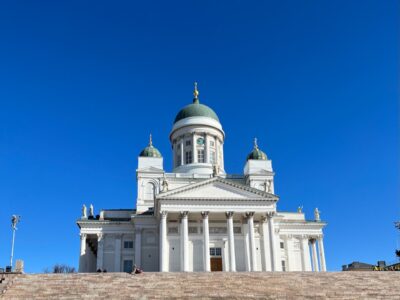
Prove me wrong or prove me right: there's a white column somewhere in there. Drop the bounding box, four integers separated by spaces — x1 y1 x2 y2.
192 133 197 163
301 236 312 271
96 233 104 271
220 141 224 171
114 235 122 272
215 137 219 166
201 211 210 272
247 212 257 271
79 233 87 272
267 212 277 271
135 228 142 267
181 211 189 272
243 222 251 271
180 139 184 165
159 211 168 272
204 134 209 163
261 217 271 271
311 239 319 272
226 212 236 272
318 236 326 271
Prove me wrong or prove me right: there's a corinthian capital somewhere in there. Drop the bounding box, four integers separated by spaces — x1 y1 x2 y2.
201 211 209 218
225 211 234 218
266 211 276 219
245 212 255 218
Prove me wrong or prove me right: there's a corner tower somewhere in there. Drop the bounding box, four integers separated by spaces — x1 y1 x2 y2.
170 83 225 175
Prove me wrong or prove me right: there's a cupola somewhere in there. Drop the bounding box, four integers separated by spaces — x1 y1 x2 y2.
246 138 267 161
139 134 162 158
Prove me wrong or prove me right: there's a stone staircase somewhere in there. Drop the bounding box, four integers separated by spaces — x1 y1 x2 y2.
1 272 400 299
0 274 17 296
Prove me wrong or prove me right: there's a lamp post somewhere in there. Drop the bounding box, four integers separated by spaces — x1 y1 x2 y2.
10 215 21 270
395 222 400 261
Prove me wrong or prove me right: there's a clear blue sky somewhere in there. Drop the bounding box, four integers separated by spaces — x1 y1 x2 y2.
0 1 398 273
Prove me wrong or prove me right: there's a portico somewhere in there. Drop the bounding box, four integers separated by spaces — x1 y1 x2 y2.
156 206 326 272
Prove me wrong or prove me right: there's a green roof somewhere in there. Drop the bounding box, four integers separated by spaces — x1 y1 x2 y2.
246 138 267 161
174 102 220 124
139 135 162 158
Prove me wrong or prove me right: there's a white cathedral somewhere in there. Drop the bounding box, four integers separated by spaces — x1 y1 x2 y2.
77 84 327 273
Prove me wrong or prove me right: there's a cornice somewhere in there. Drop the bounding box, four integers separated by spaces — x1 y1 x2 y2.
158 197 276 202
157 177 279 200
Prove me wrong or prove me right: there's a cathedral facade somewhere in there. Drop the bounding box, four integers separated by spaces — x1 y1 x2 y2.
77 84 327 273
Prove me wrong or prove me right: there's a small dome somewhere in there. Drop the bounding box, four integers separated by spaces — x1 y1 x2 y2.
139 134 162 158
173 82 220 124
247 138 267 161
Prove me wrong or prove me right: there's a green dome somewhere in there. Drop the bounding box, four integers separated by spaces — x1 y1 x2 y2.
174 102 220 124
246 138 267 161
173 82 220 124
139 135 162 158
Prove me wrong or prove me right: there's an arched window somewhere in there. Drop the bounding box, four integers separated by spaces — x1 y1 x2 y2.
144 183 155 200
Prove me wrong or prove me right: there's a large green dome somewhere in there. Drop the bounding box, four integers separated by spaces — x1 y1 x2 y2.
173 82 220 124
246 138 268 161
139 135 162 158
174 103 220 124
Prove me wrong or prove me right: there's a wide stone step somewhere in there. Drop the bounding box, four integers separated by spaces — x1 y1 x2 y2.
1 272 400 299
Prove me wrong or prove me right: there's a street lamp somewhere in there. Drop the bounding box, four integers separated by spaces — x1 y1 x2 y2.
10 215 21 270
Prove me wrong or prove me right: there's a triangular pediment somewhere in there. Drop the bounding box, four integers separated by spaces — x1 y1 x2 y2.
157 177 278 201
137 166 164 173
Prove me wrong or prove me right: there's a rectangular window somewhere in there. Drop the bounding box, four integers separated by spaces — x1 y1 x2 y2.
209 247 222 257
185 151 192 164
209 227 227 234
233 227 242 234
185 140 191 146
210 151 216 164
124 241 133 249
189 227 198 234
123 260 133 273
280 242 285 249
168 227 178 234
281 260 286 272
210 140 215 147
197 149 205 163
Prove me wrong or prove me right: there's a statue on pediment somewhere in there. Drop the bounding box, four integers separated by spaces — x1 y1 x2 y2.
82 204 87 219
89 204 94 218
263 180 272 193
162 178 169 192
314 208 321 221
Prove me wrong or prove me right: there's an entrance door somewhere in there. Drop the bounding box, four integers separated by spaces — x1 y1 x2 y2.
210 247 223 272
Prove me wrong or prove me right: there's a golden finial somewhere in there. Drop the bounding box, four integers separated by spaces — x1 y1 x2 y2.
254 137 258 149
193 82 199 103
149 133 153 146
